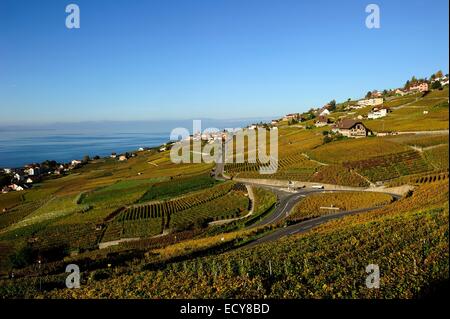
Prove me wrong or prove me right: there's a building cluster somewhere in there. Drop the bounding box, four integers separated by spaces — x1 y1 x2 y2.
1 146 158 193
189 131 229 143
271 72 450 138
1 162 69 194
331 119 371 138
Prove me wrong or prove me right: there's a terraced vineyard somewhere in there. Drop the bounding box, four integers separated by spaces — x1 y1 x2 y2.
414 171 449 184
288 191 394 222
225 152 320 181
344 150 432 182
387 170 449 187
309 165 370 187
0 87 447 299
101 182 250 240
28 222 102 254
423 144 449 170
308 138 409 164
38 181 449 299
387 134 449 148
138 174 220 202
0 201 45 230
170 191 250 231
120 182 235 222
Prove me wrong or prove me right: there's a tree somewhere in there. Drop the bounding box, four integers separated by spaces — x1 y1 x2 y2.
404 80 410 90
435 70 444 78
366 91 372 99
323 135 333 144
328 100 336 111
41 160 57 169
431 81 442 90
82 155 90 164
0 173 11 188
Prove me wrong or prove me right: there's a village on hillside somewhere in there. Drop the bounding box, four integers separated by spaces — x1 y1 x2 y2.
0 147 167 197
267 71 449 138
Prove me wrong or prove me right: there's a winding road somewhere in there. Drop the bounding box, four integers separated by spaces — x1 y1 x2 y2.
213 147 403 248
244 203 396 249
241 184 401 247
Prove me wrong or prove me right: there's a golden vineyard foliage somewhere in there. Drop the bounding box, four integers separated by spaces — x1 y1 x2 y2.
309 165 370 187
29 182 448 299
288 191 394 221
0 89 448 299
252 187 277 215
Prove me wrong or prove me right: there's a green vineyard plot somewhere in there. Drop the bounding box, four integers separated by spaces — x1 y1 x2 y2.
100 182 250 240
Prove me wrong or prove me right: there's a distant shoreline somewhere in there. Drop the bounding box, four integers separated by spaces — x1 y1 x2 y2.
0 118 269 168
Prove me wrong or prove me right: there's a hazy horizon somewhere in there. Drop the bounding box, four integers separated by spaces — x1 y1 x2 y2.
0 117 275 167
0 117 276 129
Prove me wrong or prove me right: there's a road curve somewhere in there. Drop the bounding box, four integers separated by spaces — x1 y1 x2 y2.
247 184 401 229
243 205 389 249
214 154 402 248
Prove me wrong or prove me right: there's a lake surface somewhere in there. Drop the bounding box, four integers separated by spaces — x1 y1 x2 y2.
0 118 269 168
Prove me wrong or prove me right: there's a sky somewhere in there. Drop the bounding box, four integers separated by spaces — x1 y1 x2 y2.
0 0 448 124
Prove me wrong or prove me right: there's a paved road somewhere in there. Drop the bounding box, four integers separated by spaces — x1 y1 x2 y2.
244 182 401 229
243 205 389 249
251 188 323 227
213 148 402 248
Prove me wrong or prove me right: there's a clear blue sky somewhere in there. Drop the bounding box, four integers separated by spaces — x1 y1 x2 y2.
0 0 448 123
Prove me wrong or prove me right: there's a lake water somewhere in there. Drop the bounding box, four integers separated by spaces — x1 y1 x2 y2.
0 119 269 168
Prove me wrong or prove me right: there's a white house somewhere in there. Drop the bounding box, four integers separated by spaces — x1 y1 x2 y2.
434 76 449 86
25 167 40 176
319 109 330 116
368 107 389 119
71 160 82 166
